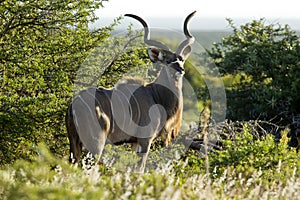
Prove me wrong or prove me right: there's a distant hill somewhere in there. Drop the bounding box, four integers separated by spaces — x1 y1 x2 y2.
194 31 230 49
195 31 300 49
142 30 231 50
111 30 299 51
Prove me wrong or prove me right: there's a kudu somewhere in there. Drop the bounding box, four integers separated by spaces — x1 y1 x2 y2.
66 11 196 172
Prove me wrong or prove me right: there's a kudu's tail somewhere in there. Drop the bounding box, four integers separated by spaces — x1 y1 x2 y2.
66 104 82 163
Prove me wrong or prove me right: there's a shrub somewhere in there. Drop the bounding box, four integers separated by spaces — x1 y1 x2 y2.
208 19 300 121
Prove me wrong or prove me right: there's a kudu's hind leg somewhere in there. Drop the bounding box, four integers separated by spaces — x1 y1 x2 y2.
92 133 107 164
68 131 83 164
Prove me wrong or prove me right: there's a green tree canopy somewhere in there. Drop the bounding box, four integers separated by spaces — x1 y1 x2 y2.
0 0 118 164
208 19 300 122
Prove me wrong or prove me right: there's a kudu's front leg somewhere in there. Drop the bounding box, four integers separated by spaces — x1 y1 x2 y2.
136 138 153 173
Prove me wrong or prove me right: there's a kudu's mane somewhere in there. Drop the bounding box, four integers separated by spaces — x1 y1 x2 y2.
115 77 145 89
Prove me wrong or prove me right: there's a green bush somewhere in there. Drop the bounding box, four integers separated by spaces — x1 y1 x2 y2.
180 122 300 185
1 129 300 199
0 0 113 165
211 126 299 180
208 19 300 121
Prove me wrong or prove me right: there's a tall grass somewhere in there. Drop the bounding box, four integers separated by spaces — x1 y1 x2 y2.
1 122 300 199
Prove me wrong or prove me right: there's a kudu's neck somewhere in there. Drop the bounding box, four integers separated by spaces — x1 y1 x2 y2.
149 66 183 115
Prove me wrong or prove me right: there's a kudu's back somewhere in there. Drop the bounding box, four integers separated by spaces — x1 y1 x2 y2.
66 78 179 159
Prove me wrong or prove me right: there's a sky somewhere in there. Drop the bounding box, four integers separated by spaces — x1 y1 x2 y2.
96 0 300 30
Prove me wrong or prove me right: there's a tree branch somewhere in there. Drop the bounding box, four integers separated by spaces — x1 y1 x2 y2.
0 16 15 38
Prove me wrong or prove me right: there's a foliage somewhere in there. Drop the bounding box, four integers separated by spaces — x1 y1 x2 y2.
74 27 150 92
209 125 299 181
1 125 300 199
208 19 300 121
0 0 106 164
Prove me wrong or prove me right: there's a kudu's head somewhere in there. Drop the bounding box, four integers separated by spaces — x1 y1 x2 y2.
125 11 196 80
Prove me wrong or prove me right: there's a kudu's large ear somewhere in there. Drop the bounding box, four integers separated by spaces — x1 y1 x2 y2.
147 48 164 63
180 45 192 61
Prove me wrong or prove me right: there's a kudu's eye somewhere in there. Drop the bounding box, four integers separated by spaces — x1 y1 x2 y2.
170 56 184 64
